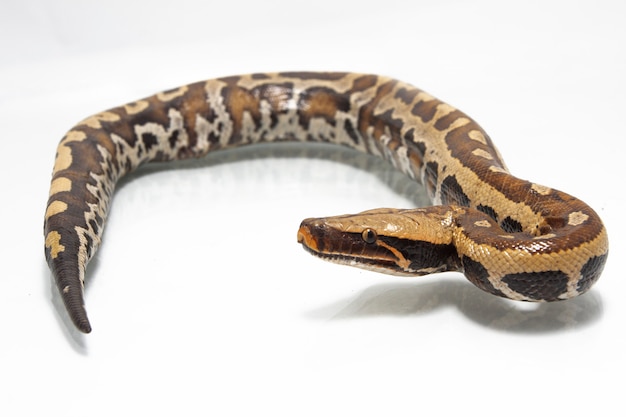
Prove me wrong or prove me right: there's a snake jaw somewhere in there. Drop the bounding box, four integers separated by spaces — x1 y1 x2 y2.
297 217 409 275
297 209 459 276
298 206 460 276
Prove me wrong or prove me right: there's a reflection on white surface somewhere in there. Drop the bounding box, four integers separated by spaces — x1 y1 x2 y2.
308 277 603 333
118 141 432 208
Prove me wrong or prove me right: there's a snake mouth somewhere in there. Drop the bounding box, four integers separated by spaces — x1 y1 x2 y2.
297 219 410 276
298 242 411 275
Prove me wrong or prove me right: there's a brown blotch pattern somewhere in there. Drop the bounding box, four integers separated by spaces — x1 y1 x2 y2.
44 72 609 333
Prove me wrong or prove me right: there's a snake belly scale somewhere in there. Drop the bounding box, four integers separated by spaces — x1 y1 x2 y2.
44 72 609 333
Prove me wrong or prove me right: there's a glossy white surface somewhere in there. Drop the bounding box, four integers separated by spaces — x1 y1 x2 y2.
1 1 623 415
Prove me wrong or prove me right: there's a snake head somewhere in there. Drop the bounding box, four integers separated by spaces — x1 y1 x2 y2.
297 207 461 276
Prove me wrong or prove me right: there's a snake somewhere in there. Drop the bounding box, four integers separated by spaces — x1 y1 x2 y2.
44 72 609 333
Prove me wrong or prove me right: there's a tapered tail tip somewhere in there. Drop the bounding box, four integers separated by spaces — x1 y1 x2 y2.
46 237 93 333
59 284 93 333
65 299 92 333
74 316 92 333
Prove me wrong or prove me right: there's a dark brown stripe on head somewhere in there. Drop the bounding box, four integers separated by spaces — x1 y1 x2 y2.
378 236 458 273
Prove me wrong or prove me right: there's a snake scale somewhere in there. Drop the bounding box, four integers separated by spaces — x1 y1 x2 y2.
44 72 609 333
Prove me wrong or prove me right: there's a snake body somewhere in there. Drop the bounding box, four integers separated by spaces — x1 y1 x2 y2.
44 72 608 333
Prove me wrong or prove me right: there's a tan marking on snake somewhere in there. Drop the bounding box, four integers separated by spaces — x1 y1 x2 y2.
49 177 72 196
489 166 508 174
79 111 120 129
568 211 589 226
45 201 68 219
157 86 189 102
533 233 557 240
124 100 150 115
531 183 552 195
472 149 494 160
474 220 492 228
53 131 87 172
45 231 65 259
468 130 488 145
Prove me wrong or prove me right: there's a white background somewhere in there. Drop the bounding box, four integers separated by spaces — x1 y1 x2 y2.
1 0 624 415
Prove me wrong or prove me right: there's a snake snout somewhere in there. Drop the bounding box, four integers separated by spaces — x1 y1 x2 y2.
297 218 325 253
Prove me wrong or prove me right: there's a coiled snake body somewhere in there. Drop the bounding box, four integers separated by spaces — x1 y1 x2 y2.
44 72 609 333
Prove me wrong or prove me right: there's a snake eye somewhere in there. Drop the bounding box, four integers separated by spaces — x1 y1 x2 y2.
361 228 377 244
